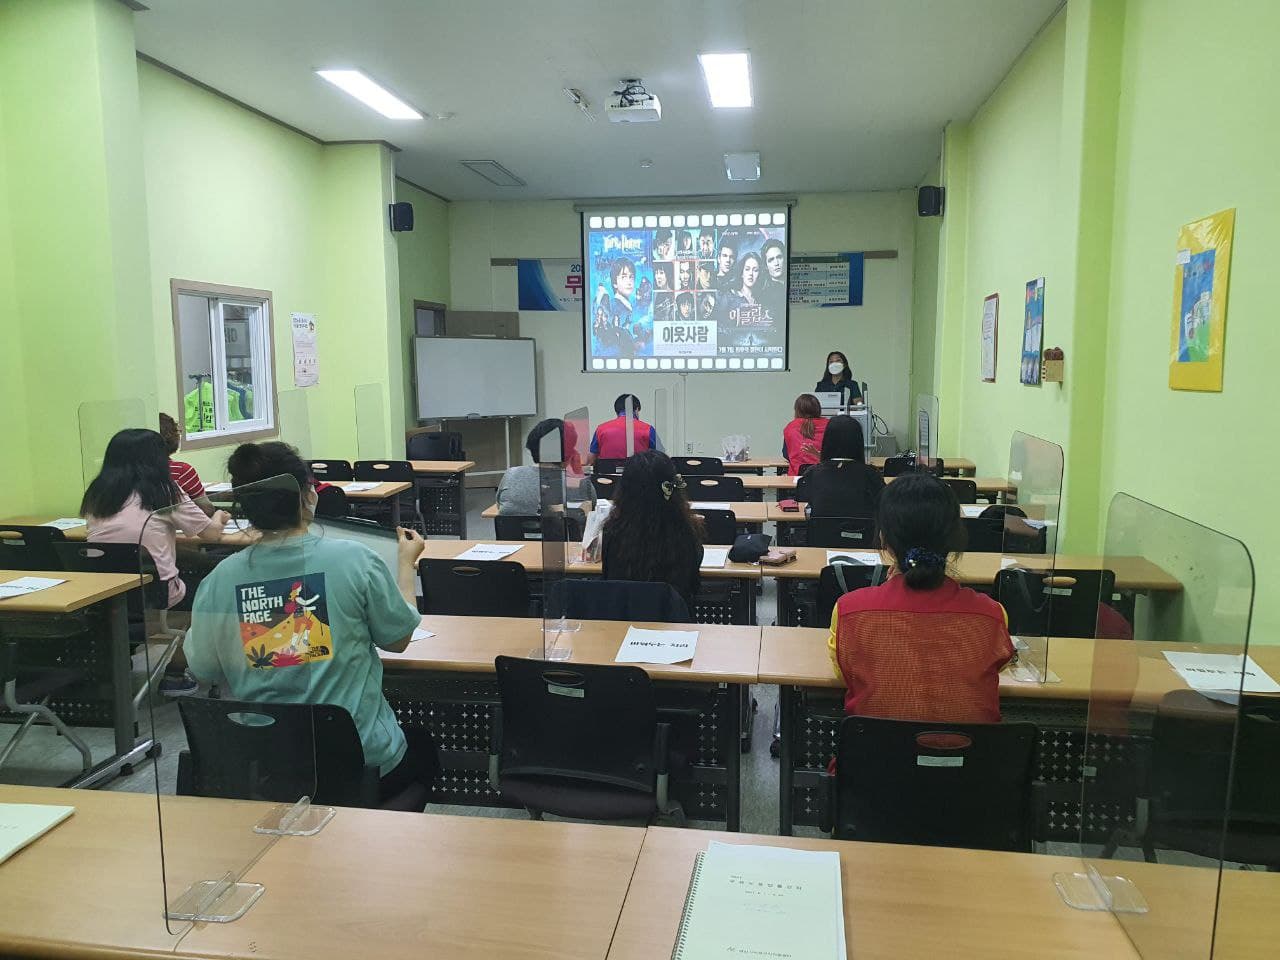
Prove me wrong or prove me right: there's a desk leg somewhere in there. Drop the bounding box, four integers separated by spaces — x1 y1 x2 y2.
725 683 742 832
390 496 402 528
778 684 795 836
454 475 467 538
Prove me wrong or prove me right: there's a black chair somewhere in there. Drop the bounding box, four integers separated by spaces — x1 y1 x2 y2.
965 505 1045 555
671 456 724 476
962 516 1006 553
314 485 349 518
418 558 531 617
0 639 92 775
176 698 431 811
686 475 745 503
691 508 738 545
494 513 585 543
307 459 354 482
593 475 619 500
490 656 679 822
406 431 464 462
943 478 978 504
881 455 914 477
353 460 420 529
807 516 877 550
593 458 627 477
547 579 690 623
816 560 888 625
827 716 1040 851
0 525 66 571
996 567 1115 638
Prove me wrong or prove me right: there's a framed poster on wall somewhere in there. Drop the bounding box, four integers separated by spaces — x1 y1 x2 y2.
1020 278 1044 385
1169 209 1235 392
980 293 999 382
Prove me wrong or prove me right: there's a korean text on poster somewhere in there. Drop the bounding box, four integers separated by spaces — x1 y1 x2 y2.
290 313 319 387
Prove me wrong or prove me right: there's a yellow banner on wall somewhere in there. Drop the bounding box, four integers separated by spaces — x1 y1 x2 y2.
1169 208 1235 392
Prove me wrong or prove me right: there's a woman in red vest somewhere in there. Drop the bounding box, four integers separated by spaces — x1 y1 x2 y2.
827 473 1014 722
781 393 828 476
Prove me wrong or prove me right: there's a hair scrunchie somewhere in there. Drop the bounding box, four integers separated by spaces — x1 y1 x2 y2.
904 548 946 569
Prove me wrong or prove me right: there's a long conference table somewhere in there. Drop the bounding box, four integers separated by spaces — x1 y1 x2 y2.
5 783 1277 960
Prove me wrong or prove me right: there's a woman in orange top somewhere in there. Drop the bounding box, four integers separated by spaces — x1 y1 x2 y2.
828 473 1014 722
781 393 828 476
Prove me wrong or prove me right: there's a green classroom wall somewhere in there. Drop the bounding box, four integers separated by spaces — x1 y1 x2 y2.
394 180 451 425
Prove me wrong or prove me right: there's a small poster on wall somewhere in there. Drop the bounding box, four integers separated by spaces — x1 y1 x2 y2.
1020 279 1044 385
290 313 319 387
1170 209 1235 392
980 293 999 382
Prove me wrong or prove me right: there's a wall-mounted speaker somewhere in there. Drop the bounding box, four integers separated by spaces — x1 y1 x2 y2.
917 186 945 218
389 201 415 232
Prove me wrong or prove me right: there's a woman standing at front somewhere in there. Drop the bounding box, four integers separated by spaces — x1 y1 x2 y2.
816 351 862 404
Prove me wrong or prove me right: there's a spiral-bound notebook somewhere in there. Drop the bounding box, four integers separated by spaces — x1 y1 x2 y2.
671 842 846 959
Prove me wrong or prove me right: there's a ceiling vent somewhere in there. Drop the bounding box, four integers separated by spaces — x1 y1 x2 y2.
460 160 526 187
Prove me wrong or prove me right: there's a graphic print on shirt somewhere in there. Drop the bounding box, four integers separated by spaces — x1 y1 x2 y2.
235 574 333 669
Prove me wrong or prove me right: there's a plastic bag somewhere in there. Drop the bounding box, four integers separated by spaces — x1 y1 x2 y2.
721 434 751 462
579 500 611 563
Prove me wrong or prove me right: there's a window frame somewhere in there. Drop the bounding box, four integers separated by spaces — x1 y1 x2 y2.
170 278 279 450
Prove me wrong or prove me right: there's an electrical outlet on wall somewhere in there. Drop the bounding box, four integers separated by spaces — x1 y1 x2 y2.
686 442 693 453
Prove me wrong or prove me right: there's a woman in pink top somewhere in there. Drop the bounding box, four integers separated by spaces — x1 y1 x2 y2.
781 393 828 476
81 429 228 695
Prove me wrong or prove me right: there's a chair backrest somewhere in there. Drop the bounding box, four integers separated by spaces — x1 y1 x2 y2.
961 516 1006 553
671 456 724 476
307 459 354 482
418 558 530 617
593 475 620 500
495 656 657 792
547 579 690 623
314 486 349 518
53 540 166 610
177 698 372 806
807 516 876 550
406 431 463 461
690 508 737 546
943 478 978 504
816 561 887 625
881 455 914 477
0 525 66 571
354 460 415 483
996 567 1115 637
834 715 1038 850
593 458 627 477
687 475 745 503
494 513 585 543
966 505 1044 555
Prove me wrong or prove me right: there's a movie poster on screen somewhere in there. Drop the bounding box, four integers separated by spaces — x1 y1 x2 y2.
1020 280 1044 386
290 313 319 387
980 294 998 382
584 212 788 371
1169 209 1235 392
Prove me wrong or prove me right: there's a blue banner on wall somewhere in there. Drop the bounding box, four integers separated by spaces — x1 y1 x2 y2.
517 258 584 311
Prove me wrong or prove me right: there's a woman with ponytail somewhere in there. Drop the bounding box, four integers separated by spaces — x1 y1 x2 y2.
781 394 828 476
827 472 1013 722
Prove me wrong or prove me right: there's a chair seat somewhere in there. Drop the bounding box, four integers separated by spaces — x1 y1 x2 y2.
500 774 656 821
13 666 84 703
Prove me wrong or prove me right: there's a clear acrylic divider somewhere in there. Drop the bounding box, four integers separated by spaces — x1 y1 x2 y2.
537 406 593 660
143 475 320 932
652 387 670 456
354 383 388 461
276 388 313 461
623 393 637 458
1058 494 1256 958
78 397 154 489
914 393 940 470
998 432 1064 685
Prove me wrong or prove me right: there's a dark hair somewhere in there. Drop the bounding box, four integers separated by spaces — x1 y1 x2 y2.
601 450 704 580
525 418 566 464
823 350 851 382
819 415 865 463
736 251 762 291
653 262 671 287
613 393 642 416
676 293 694 314
877 473 963 590
762 238 786 262
794 394 822 439
226 441 310 531
158 413 181 455
81 429 181 517
718 238 737 257
610 257 635 286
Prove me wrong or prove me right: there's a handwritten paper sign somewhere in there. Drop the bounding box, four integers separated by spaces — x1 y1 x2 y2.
615 627 699 665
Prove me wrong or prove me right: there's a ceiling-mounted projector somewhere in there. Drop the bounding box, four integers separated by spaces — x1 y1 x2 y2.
607 78 662 123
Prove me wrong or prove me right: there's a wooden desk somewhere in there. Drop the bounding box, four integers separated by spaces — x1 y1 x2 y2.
480 499 772 527
2 516 90 542
0 570 156 788
607 827 1133 960
408 460 474 537
869 454 978 476
722 457 787 475
380 615 760 829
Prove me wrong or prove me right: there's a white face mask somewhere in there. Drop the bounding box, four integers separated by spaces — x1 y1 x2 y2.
828 361 844 376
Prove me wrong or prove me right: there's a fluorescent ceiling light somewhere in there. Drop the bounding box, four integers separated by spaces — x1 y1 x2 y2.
460 159 526 186
316 69 422 119
698 52 752 108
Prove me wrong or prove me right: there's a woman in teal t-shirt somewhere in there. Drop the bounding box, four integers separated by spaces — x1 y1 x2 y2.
184 441 438 803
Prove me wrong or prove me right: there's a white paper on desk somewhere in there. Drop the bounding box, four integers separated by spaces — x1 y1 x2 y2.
1023 519 1049 530
1000 557 1019 569
1164 652 1280 694
411 627 436 641
701 547 730 569
37 517 86 530
690 501 732 511
454 543 522 562
223 519 252 535
0 576 66 600
826 550 881 567
204 482 232 493
615 627 699 665
960 504 985 518
342 481 380 493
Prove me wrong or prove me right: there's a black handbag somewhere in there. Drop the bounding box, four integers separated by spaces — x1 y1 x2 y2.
728 532 772 563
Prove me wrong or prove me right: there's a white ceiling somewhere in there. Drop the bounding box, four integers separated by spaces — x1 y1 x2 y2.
133 0 1061 201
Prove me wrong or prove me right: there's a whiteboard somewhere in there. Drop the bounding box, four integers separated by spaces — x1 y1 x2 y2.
414 337 537 419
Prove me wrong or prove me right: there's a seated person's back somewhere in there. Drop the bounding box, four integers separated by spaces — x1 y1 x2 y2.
589 393 662 462
497 418 596 515
782 393 828 477
795 414 884 518
828 473 1013 723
